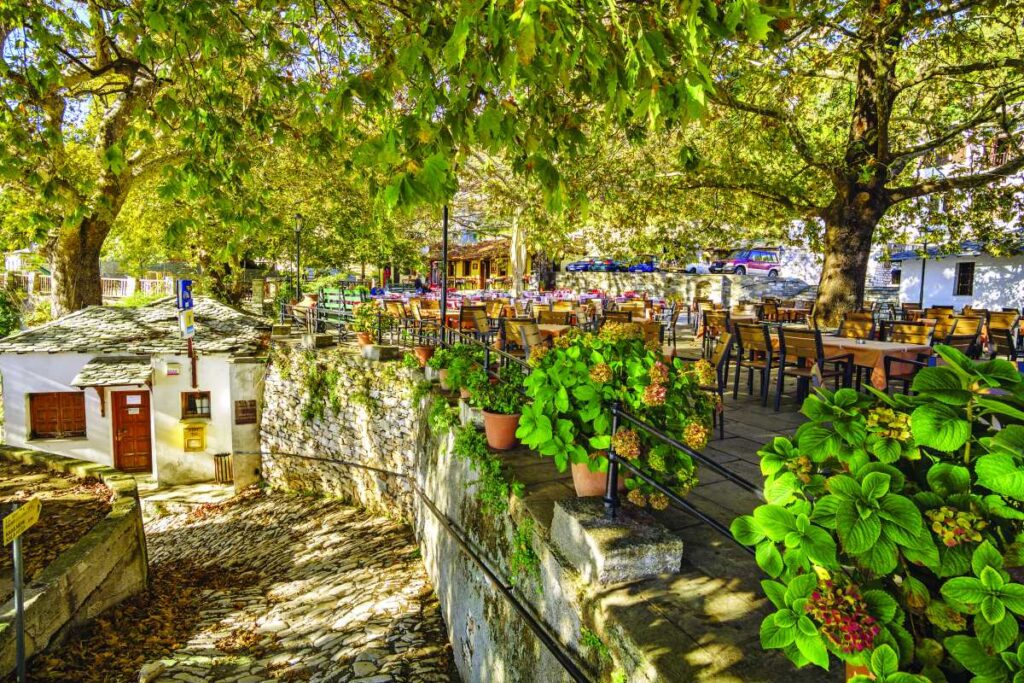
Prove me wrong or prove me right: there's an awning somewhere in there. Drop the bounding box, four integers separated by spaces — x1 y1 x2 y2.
71 356 152 387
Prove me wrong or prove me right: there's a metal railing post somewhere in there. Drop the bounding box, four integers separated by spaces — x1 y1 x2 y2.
376 311 382 344
604 403 621 519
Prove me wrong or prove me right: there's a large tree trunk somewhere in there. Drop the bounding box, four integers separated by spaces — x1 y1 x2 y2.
50 219 109 316
814 189 886 324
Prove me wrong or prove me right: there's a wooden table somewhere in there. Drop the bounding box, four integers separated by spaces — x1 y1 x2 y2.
821 338 932 389
778 307 809 322
537 323 571 339
730 314 759 326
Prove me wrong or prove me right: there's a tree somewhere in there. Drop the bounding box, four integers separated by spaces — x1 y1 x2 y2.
669 0 1024 320
2 0 775 314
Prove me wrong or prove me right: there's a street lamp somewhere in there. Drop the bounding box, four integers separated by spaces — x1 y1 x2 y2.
294 213 304 300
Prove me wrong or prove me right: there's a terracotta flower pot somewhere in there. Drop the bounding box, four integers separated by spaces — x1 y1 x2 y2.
413 345 434 367
482 411 520 451
460 386 472 400
356 331 373 346
438 369 450 391
571 462 627 497
845 663 873 681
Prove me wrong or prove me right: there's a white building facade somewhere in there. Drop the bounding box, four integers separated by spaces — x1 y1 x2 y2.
0 297 268 484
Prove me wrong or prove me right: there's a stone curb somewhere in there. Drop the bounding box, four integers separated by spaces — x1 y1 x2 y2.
0 446 148 678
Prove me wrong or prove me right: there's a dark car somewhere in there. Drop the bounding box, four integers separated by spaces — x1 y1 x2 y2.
591 258 627 272
709 249 781 277
628 260 658 273
566 257 598 272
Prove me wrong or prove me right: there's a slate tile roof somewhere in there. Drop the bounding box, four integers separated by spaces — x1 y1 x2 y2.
71 356 153 387
0 297 269 355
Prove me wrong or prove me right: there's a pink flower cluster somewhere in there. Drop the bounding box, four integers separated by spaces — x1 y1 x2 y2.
612 429 641 459
649 361 670 385
805 581 880 654
642 383 668 406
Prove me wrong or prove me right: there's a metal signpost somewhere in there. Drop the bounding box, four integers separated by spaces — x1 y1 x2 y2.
4 497 42 683
177 280 197 386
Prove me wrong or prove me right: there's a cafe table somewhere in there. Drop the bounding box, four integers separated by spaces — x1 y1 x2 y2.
777 307 809 322
821 338 932 389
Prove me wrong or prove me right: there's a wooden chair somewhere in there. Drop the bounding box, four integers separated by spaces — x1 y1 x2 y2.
637 320 662 347
948 316 983 357
604 310 633 324
500 317 534 355
703 310 730 358
732 323 777 406
837 312 875 340
408 300 440 343
930 312 958 344
988 310 1020 360
761 301 779 322
552 300 574 313
518 322 546 358
574 306 596 332
538 310 571 325
705 333 733 440
887 321 935 345
775 328 854 411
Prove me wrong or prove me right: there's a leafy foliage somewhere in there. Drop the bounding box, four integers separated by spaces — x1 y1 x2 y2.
469 365 526 416
452 425 524 515
0 287 21 338
732 346 1024 677
516 324 713 505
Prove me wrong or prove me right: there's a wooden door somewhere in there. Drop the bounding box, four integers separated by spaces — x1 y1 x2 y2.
112 391 152 472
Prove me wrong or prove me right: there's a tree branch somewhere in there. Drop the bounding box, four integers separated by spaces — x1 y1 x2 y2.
709 88 833 176
897 57 1024 92
888 153 1024 203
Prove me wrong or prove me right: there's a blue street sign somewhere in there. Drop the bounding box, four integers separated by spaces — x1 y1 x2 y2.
177 280 193 311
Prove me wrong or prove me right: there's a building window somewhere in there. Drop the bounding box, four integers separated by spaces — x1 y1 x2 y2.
234 400 258 425
890 269 902 285
181 391 211 419
954 262 975 297
29 392 86 439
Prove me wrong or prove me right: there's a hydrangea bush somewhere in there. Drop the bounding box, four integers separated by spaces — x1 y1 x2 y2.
516 322 715 507
731 345 1024 681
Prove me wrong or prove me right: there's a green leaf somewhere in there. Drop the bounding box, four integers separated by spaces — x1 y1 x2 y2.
753 505 797 541
756 540 784 577
793 629 829 670
976 608 1018 652
760 613 796 649
828 475 862 499
973 541 1005 576
871 644 899 677
796 424 842 459
731 515 766 546
945 636 1008 678
942 576 988 607
857 535 899 575
863 589 899 623
911 403 971 452
836 499 881 554
927 462 972 496
980 595 1006 625
861 471 891 500
517 12 537 65
976 397 1024 421
762 580 789 610
871 437 902 464
443 16 471 66
877 494 924 533
911 366 969 405
802 525 838 568
999 583 1024 615
976 454 1024 500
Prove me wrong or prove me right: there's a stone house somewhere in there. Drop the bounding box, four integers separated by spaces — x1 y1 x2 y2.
0 296 269 484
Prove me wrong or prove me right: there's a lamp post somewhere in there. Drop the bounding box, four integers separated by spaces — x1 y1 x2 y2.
294 213 303 300
440 205 449 341
918 230 931 308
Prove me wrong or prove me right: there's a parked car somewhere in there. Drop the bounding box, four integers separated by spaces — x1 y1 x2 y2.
566 257 598 272
683 262 711 274
591 258 628 272
709 249 781 277
627 259 658 273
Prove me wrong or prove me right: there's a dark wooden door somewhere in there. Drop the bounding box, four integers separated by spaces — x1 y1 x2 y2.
112 391 152 472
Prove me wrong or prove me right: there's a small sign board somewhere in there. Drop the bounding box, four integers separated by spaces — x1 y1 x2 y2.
176 279 194 311
3 498 41 546
179 308 195 339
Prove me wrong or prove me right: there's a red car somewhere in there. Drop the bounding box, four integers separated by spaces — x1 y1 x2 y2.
709 249 781 277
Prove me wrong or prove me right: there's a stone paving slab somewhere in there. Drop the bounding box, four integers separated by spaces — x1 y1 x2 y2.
140 492 457 683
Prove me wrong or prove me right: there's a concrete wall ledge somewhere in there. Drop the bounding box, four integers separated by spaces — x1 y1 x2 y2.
0 446 148 678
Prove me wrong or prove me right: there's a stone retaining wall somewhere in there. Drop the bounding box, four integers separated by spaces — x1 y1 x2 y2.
0 447 148 678
556 271 900 306
259 346 428 519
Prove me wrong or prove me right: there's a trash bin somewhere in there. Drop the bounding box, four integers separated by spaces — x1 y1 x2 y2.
214 453 233 484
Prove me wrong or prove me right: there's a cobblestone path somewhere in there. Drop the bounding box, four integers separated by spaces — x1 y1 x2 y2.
141 491 458 683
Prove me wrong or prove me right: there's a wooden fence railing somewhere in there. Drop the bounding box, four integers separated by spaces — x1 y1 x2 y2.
2 272 174 300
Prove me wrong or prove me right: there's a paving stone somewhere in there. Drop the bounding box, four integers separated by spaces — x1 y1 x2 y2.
134 491 457 682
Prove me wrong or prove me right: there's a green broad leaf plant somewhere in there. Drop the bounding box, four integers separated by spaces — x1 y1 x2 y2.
731 345 1024 679
515 323 715 509
351 302 395 335
469 365 526 416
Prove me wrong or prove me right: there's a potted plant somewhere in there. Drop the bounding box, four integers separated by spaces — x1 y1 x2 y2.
427 347 453 388
470 365 526 450
351 303 382 346
731 345 1024 681
445 344 486 397
516 323 715 499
